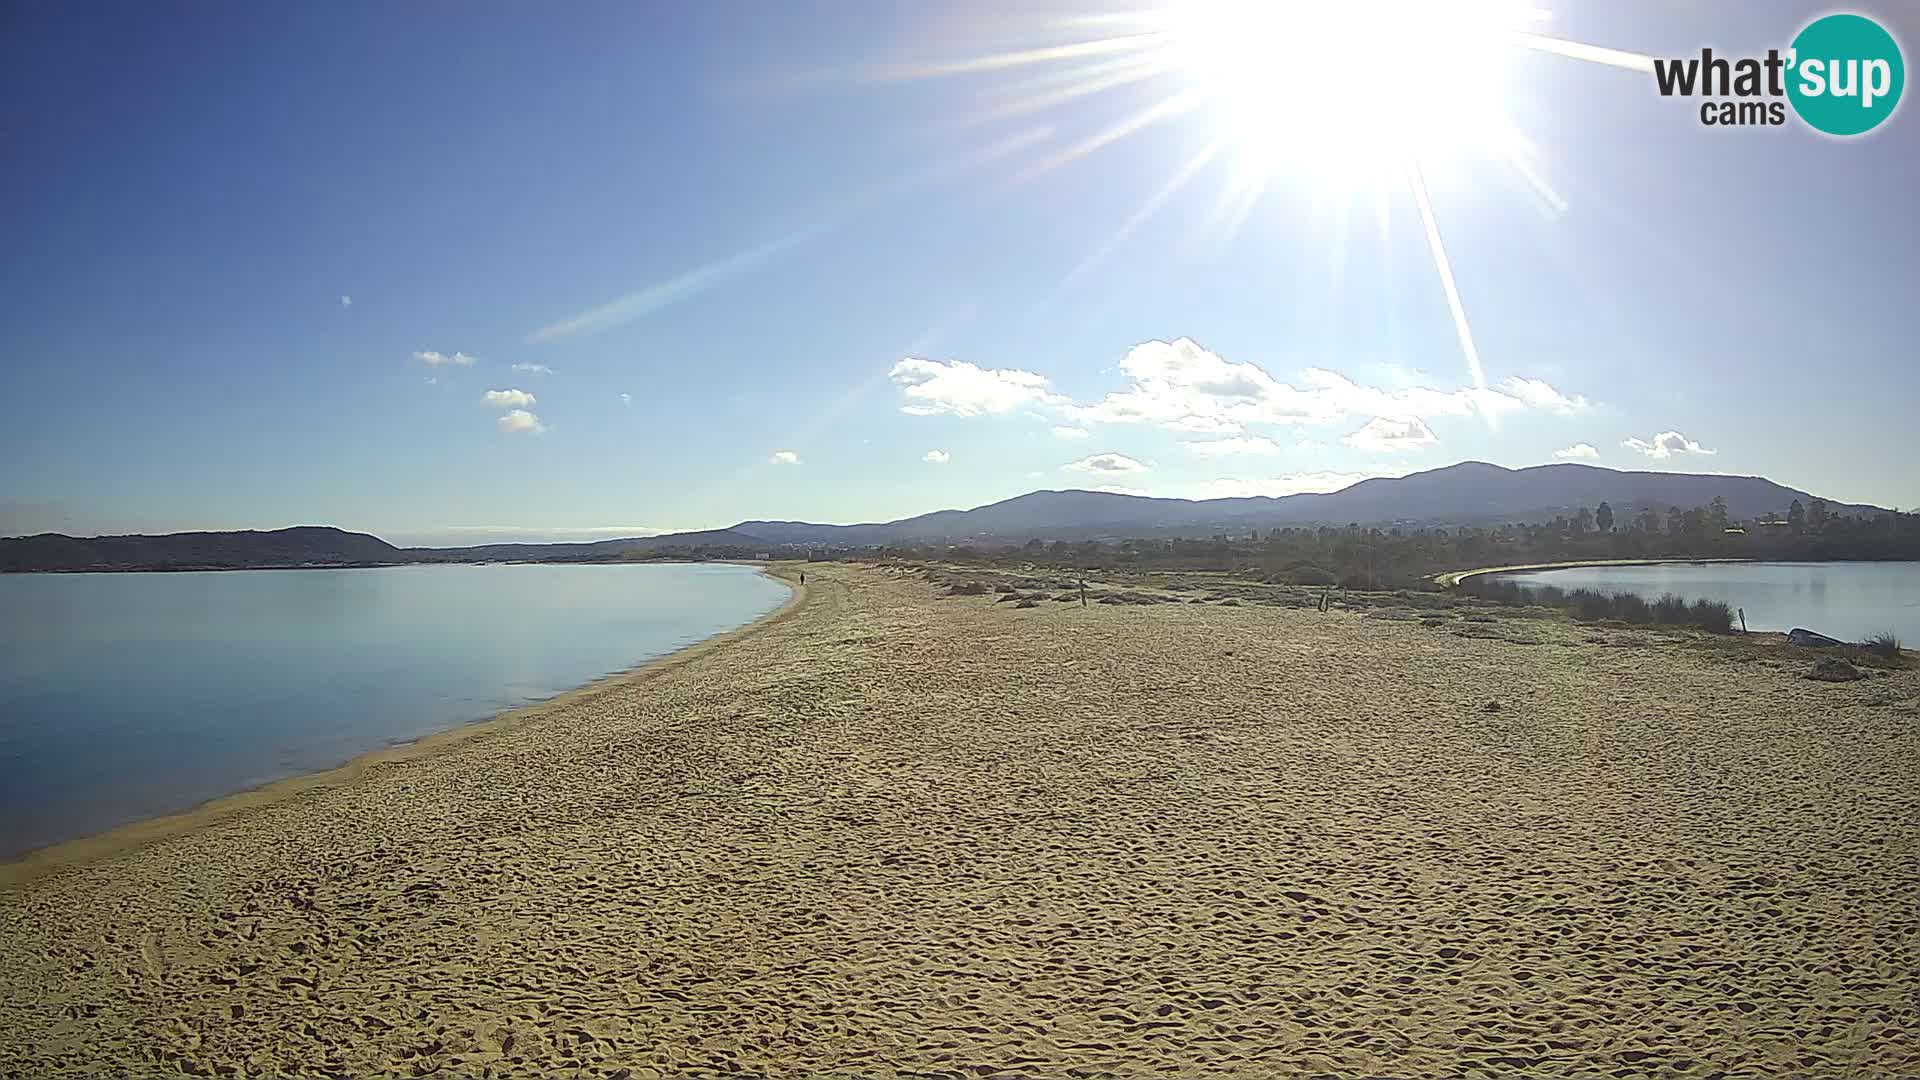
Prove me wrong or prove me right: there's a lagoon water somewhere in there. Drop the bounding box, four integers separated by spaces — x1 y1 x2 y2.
0 563 789 858
1496 561 1920 642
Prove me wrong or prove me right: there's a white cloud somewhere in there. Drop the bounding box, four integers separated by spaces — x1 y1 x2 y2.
1095 484 1152 496
770 450 800 465
619 392 632 405
497 409 544 433
1623 431 1716 459
1052 425 1090 440
339 295 352 308
1181 435 1283 457
415 350 475 367
889 358 1068 417
1064 452 1148 474
1057 338 1586 435
1062 339 1291 433
1501 376 1590 414
482 388 536 409
512 363 553 375
1343 416 1439 453
1195 466 1409 499
1554 442 1600 460
922 449 951 464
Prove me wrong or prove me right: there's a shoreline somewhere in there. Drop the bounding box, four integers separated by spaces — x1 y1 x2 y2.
1432 556 1754 588
1 556 774 575
0 564 805 889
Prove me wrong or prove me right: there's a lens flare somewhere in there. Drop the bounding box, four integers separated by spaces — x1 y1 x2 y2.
867 0 1659 395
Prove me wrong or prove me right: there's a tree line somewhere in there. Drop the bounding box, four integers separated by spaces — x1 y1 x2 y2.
854 501 1920 591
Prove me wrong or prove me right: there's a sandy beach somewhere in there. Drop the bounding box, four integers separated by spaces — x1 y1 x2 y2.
3 562 1917 1078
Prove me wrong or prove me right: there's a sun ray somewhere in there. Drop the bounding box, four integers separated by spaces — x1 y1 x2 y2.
1319 186 1354 347
964 57 1178 126
1405 162 1488 392
1509 31 1657 73
1011 87 1207 183
844 2 1669 403
867 32 1169 82
526 128 1051 344
1045 139 1226 305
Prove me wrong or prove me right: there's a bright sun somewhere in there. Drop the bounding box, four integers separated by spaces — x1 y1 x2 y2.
1160 0 1540 182
865 0 1656 395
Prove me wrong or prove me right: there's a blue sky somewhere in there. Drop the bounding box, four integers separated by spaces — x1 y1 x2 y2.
3 1 1915 545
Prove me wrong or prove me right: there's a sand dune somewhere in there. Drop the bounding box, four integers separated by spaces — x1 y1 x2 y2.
3 564 1917 1078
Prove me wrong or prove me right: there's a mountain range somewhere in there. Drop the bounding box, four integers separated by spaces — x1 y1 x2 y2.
1 462 1884 572
723 461 1878 546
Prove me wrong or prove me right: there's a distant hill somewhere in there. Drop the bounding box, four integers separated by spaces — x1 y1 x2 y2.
0 526 401 573
2 463 1886 571
726 462 1881 546
403 528 769 562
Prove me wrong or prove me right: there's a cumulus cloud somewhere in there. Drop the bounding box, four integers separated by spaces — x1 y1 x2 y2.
415 350 475 367
1623 431 1716 459
1181 435 1283 457
1554 442 1600 460
889 358 1068 417
1195 467 1409 498
770 450 800 465
1052 425 1090 440
1094 484 1152 496
482 388 537 409
1343 416 1439 453
922 449 951 464
512 363 553 375
1055 339 1586 435
497 409 544 433
1063 452 1148 474
1501 377 1590 414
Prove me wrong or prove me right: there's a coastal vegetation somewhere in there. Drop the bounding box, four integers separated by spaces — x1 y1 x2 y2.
860 499 1920 593
1458 579 1737 633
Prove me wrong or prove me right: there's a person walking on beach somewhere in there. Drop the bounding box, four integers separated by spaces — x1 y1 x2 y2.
799 571 805 585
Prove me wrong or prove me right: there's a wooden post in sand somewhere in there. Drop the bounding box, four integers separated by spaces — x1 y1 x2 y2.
1739 607 1748 634
1079 577 1087 607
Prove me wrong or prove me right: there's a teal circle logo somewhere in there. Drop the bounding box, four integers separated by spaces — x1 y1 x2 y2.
1787 13 1905 136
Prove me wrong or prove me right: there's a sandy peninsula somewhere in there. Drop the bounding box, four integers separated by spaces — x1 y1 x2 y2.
2 563 1917 1078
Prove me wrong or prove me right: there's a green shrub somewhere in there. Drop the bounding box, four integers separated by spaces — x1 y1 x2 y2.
1688 598 1734 633
1652 593 1690 625
1464 579 1732 634
1290 565 1338 586
1570 588 1612 621
1613 592 1653 624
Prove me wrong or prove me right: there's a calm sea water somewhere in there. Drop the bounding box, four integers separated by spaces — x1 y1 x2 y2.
1495 561 1920 641
0 563 788 857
